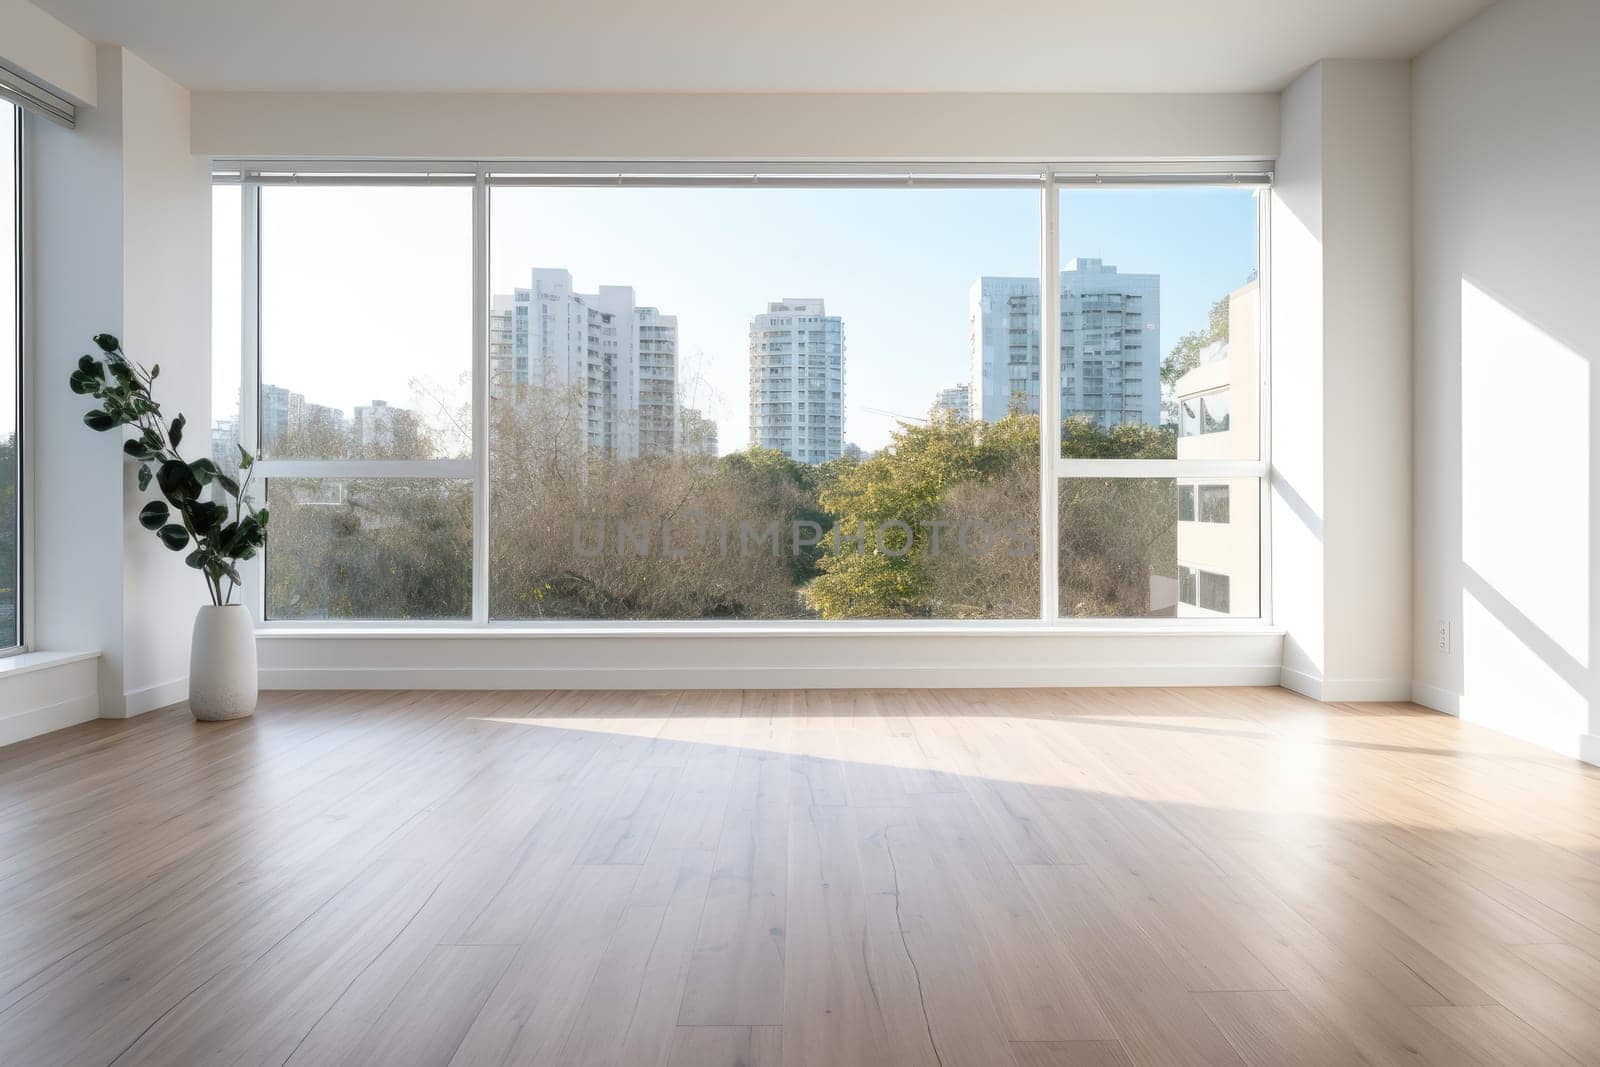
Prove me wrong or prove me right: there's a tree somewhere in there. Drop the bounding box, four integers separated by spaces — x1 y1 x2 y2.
807 413 1039 619
1057 476 1176 618
258 384 1181 623
0 432 16 647
486 384 814 620
1062 415 1176 460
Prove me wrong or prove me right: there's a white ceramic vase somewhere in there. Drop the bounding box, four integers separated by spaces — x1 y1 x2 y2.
189 604 258 721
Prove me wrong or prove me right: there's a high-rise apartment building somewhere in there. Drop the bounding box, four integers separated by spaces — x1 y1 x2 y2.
930 382 971 423
259 384 348 455
210 415 241 483
637 307 679 456
489 268 678 459
970 259 1160 429
354 400 400 453
748 298 845 463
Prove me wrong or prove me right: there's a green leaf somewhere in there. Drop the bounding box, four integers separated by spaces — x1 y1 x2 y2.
156 458 202 504
255 507 269 527
83 410 117 432
191 501 228 535
93 333 121 353
139 500 170 530
141 427 163 451
150 364 160 378
169 414 186 449
77 353 99 375
184 549 205 570
215 473 241 498
123 439 149 459
157 524 190 551
68 370 99 394
237 445 254 469
137 464 152 491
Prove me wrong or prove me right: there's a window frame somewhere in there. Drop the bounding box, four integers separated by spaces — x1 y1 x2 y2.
217 160 1272 632
1 104 23 658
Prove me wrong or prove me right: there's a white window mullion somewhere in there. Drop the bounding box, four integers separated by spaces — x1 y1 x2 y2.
1256 185 1274 626
240 182 264 623
470 175 490 625
1039 176 1061 622
252 459 474 480
1056 458 1269 480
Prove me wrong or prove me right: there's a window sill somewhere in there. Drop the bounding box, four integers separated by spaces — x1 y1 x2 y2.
0 649 99 677
255 622 1285 639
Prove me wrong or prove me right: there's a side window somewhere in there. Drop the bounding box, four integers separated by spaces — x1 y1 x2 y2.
1 104 20 652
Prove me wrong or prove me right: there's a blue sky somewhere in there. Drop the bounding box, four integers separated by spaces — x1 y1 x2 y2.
218 183 1258 454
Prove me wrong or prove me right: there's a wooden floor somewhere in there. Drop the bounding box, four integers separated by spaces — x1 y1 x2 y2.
1 689 1598 1066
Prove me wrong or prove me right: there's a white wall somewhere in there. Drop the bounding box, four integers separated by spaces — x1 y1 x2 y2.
119 51 213 716
1270 65 1326 693
0 0 96 105
28 46 126 714
1322 61 1414 696
190 91 1280 161
1411 0 1600 764
26 46 211 720
1271 59 1413 702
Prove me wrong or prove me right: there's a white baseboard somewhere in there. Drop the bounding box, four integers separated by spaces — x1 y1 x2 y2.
1278 667 1411 703
1410 681 1461 716
0 694 99 748
117 676 188 719
1278 666 1323 700
1413 682 1597 767
1320 678 1414 703
262 661 1284 691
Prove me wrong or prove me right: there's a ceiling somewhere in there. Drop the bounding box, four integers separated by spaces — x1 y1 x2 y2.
34 0 1494 94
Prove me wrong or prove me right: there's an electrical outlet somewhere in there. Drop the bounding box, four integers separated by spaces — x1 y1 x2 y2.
1436 620 1451 654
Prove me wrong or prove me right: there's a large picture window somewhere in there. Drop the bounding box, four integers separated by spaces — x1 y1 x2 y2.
1 105 21 652
213 165 1267 627
486 185 1039 621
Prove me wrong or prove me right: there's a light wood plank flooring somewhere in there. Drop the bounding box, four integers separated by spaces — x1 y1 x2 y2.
1 687 1597 1066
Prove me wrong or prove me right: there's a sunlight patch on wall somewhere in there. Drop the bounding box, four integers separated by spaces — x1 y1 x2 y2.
1462 591 1586 757
1460 278 1588 666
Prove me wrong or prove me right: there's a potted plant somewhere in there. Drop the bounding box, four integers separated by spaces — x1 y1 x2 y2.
70 334 270 721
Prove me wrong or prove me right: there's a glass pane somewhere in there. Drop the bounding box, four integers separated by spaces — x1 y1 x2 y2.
488 185 1040 620
1056 186 1260 459
1197 483 1230 524
259 186 472 460
1200 390 1231 434
1059 477 1259 618
265 479 472 620
0 106 17 649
